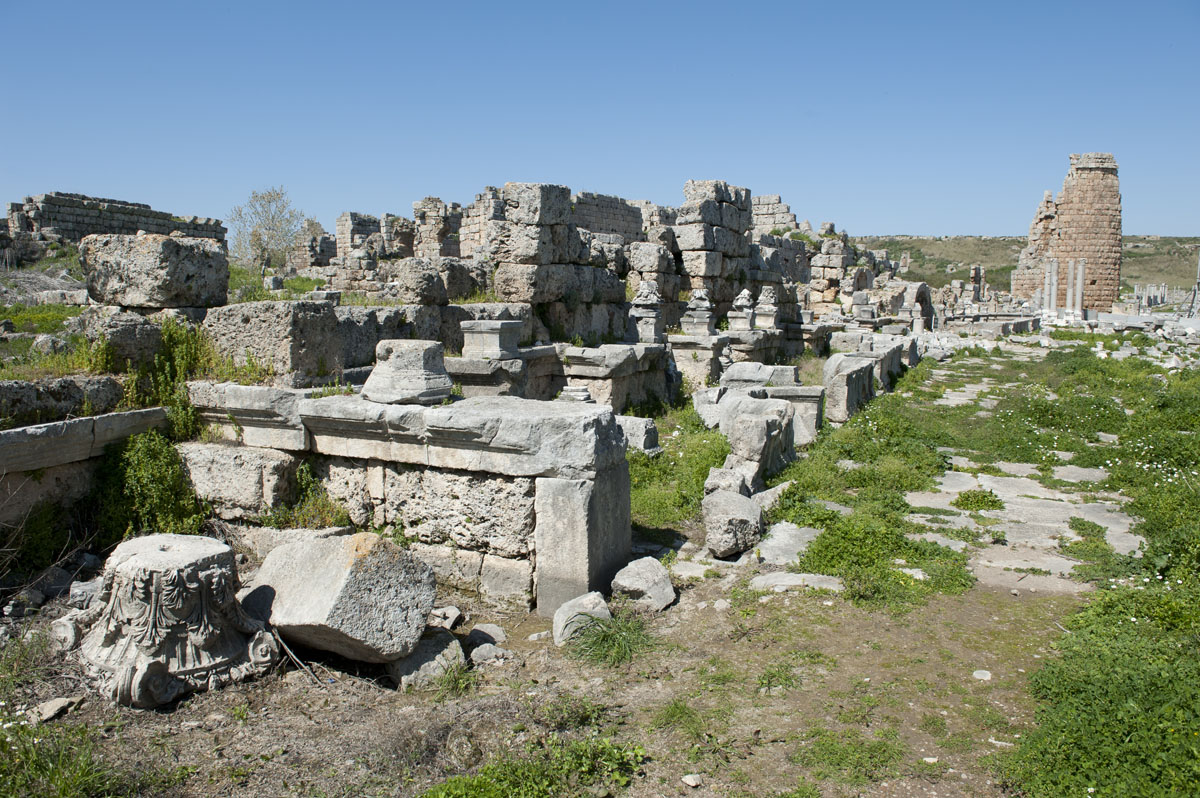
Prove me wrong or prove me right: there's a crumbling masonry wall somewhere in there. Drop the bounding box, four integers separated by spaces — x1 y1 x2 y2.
1011 153 1122 311
6 192 226 244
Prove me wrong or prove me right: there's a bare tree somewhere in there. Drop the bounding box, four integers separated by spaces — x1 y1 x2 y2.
227 186 306 273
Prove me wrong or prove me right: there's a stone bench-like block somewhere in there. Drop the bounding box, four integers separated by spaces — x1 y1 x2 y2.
0 407 167 472
461 319 523 360
188 381 313 450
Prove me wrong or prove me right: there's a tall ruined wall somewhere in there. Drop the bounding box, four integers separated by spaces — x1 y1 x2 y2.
569 192 646 242
335 212 380 259
6 192 225 244
1009 153 1122 310
1048 153 1121 310
751 194 799 236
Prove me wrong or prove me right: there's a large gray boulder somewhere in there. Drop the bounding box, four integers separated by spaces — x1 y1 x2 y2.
702 490 764 558
552 591 610 646
610 557 674 611
81 231 228 308
243 532 436 663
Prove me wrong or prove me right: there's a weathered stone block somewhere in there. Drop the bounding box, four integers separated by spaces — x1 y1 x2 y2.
534 466 631 617
362 339 453 405
501 183 572 225
243 532 435 663
81 232 228 308
702 490 764 558
176 443 299 520
202 301 342 388
610 556 674 611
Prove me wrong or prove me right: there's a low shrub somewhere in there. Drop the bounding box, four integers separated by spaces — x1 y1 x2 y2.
420 736 644 798
92 429 206 544
950 488 1004 511
566 605 654 667
259 462 351 529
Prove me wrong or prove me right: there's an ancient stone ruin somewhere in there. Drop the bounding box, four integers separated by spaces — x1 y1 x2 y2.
52 535 278 708
1010 153 1122 312
10 163 1194 726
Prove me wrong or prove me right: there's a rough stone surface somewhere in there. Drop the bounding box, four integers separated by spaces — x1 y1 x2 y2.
362 339 453 405
81 232 228 308
702 490 765 558
552 591 610 646
610 556 675 611
202 301 342 388
749 572 845 592
52 534 277 708
243 532 436 663
176 443 299 520
384 631 464 691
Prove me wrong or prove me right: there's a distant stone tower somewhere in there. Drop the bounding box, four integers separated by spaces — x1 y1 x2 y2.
1010 153 1122 311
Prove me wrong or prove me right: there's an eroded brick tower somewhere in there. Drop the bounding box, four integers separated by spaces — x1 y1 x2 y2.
1011 153 1122 311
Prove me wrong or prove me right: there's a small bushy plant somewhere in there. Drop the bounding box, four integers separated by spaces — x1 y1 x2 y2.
421 736 644 798
92 429 207 544
259 461 352 529
950 488 1004 511
566 605 654 667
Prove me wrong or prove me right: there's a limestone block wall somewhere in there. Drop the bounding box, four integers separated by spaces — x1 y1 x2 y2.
570 192 646 242
298 395 631 615
1010 154 1122 310
457 187 505 259
751 194 799 236
287 234 337 274
6 193 226 245
335 212 380 259
412 197 462 258
1048 154 1121 310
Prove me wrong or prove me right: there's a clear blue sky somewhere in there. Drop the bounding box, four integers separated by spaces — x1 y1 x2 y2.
3 0 1196 235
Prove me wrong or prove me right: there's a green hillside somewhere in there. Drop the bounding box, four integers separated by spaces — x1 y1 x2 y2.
854 235 1200 292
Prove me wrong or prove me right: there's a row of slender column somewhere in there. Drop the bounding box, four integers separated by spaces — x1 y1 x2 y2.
1041 258 1087 317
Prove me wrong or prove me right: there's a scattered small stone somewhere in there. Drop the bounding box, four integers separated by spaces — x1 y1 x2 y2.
467 623 506 647
973 669 993 681
29 696 83 724
1010 589 1020 597
713 599 730 611
469 643 512 666
923 756 939 764
681 773 704 788
989 737 1015 747
527 630 551 642
428 606 462 630
386 630 465 691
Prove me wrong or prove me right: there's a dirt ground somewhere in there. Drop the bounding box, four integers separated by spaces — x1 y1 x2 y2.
7 564 1081 797
4 343 1124 797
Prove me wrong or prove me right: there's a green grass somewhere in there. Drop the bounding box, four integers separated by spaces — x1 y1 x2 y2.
0 630 183 797
651 697 707 741
983 351 1200 796
789 726 905 786
628 405 729 530
420 736 644 798
434 662 479 702
0 302 84 333
565 605 654 667
951 488 1004 511
259 461 352 529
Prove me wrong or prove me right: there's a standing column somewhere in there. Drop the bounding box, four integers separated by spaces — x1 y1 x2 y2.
1070 258 1080 314
1049 259 1059 313
1076 259 1087 315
